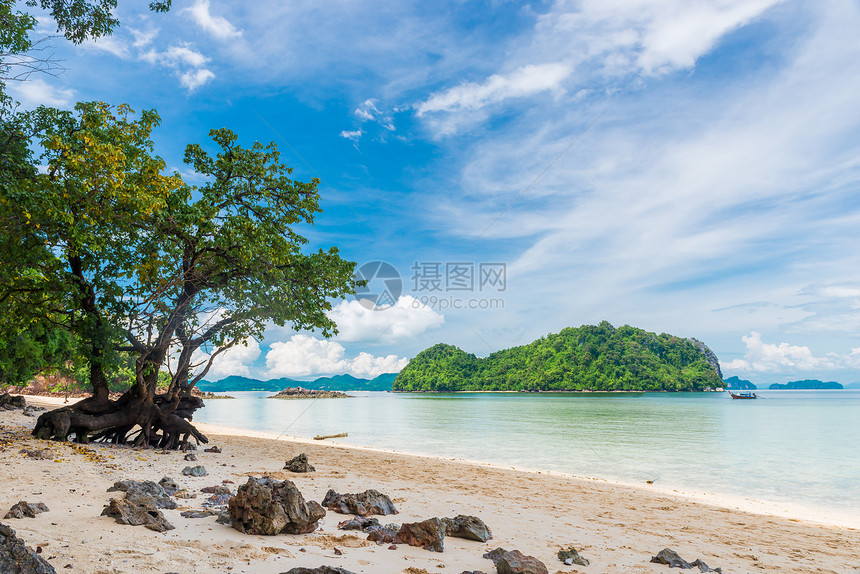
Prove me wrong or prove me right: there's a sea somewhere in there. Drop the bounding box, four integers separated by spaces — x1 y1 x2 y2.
194 390 860 524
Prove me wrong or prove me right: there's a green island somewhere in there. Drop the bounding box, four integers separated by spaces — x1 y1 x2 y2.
393 321 723 392
768 380 843 390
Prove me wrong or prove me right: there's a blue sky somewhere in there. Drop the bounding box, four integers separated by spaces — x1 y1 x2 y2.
11 0 860 384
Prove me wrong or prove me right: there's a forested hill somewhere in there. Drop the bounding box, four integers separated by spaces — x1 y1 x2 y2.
393 322 724 392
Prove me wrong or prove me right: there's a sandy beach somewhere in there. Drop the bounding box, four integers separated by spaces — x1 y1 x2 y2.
2 396 859 574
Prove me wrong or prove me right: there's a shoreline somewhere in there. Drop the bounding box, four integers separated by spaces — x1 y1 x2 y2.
1 395 858 573
16 395 860 530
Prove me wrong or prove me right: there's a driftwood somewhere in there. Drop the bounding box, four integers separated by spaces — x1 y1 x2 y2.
313 433 348 440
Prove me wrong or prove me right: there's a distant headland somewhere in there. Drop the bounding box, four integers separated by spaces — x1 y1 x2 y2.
198 373 398 393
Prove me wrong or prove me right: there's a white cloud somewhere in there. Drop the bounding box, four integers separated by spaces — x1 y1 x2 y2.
82 36 131 59
184 0 242 39
130 28 159 49
180 68 216 91
7 78 75 108
327 295 445 343
193 339 262 381
265 334 408 378
340 129 363 142
416 63 572 116
140 43 214 92
723 332 860 373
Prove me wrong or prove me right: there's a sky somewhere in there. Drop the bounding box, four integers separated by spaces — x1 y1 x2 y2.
9 0 860 384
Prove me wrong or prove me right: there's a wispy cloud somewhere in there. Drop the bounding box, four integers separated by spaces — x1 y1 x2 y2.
7 78 75 108
416 63 572 116
140 43 214 92
184 0 242 39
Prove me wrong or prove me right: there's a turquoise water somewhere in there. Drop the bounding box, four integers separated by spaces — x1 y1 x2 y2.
194 390 860 516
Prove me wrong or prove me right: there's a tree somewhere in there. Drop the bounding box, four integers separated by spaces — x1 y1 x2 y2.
0 102 357 446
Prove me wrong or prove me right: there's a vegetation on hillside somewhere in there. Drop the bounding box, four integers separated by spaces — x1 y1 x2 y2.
393 321 723 392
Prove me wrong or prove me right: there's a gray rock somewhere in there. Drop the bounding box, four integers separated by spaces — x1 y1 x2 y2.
101 498 175 532
321 489 397 516
228 476 325 535
4 502 49 519
366 524 399 544
393 517 445 552
180 510 219 519
483 547 507 566
107 480 177 510
18 448 53 460
651 549 723 573
182 465 208 477
558 547 589 566
337 516 380 531
442 515 492 542
0 522 56 573
284 453 316 473
0 394 26 410
158 477 179 495
216 510 232 525
496 550 548 574
184 453 197 461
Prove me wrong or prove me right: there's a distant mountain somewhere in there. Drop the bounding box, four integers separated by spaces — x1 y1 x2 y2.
723 376 757 390
845 382 860 389
198 372 398 392
768 379 843 390
394 322 723 392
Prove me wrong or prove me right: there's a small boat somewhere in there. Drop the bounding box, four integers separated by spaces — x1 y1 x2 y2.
728 391 757 399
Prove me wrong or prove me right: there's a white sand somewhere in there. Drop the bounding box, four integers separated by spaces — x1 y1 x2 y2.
1 395 858 574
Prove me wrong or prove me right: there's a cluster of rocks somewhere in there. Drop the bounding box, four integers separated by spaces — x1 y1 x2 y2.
0 393 26 410
268 387 353 399
101 478 178 532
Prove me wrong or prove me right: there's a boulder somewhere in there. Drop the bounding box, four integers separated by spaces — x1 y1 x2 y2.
158 477 179 495
0 393 26 410
393 517 445 552
107 480 177 510
366 524 399 544
216 510 232 525
321 489 398 516
442 515 492 542
228 476 325 535
496 550 548 574
650 548 722 572
101 498 175 532
4 502 49 519
182 465 208 477
483 547 508 566
279 567 356 574
337 516 380 532
557 547 589 566
284 453 316 473
0 522 56 574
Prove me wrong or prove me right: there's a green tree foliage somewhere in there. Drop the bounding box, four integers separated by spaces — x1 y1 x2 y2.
394 321 723 392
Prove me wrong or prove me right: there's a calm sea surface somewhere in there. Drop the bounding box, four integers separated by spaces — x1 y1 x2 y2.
194 390 860 517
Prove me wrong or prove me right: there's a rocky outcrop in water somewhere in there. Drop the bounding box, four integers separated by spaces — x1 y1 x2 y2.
268 387 353 399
